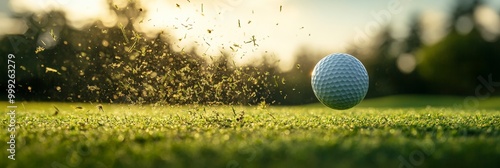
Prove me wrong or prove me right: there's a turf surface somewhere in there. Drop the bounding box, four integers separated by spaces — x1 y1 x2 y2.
1 97 500 168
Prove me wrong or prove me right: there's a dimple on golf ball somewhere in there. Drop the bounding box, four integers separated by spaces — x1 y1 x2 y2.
311 53 369 110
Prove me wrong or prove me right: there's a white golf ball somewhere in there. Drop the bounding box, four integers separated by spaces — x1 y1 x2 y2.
311 53 369 110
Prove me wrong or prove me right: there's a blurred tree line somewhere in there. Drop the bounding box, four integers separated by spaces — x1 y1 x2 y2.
350 0 500 97
1 0 499 105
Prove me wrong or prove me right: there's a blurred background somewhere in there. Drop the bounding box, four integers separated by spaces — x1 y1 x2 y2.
0 0 499 105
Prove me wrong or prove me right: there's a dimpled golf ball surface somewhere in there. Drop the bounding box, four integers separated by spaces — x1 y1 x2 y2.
311 53 369 110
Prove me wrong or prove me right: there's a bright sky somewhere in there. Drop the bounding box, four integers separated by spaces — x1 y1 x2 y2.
1 0 499 71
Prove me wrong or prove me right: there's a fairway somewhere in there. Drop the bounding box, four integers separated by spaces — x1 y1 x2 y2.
2 98 499 168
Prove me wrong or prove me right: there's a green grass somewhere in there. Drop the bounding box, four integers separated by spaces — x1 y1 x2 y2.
1 96 500 168
359 95 500 109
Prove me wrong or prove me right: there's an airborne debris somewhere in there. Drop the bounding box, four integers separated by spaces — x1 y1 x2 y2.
45 67 61 75
250 35 258 46
38 13 291 106
118 23 129 44
236 111 244 122
53 106 60 116
35 46 45 54
97 104 104 112
50 29 57 41
231 107 237 117
258 101 268 109
87 85 100 91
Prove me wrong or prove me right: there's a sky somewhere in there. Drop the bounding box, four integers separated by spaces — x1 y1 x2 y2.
1 0 499 71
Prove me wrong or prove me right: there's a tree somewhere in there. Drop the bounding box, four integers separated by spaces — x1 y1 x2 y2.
415 0 500 95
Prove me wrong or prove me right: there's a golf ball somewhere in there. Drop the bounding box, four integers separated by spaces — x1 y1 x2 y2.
311 53 369 110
